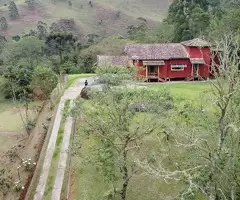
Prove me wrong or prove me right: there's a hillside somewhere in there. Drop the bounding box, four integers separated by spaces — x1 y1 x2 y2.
0 0 172 39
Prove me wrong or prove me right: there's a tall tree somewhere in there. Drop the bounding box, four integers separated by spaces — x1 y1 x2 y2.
0 17 8 30
45 32 76 68
25 0 37 10
30 66 58 99
8 1 19 19
138 34 240 200
189 4 210 36
0 35 7 56
37 21 47 40
72 86 173 200
127 21 148 41
166 0 210 41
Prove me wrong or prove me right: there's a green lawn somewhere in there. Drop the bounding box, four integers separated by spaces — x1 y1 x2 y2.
71 134 183 200
144 82 212 100
70 82 214 200
0 98 43 132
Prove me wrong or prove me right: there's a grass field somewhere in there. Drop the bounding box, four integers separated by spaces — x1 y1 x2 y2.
69 81 213 200
0 0 171 39
144 82 212 100
71 137 183 200
0 98 43 131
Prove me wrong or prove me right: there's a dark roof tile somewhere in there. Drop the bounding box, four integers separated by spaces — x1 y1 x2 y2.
181 38 211 47
97 56 128 66
124 43 189 60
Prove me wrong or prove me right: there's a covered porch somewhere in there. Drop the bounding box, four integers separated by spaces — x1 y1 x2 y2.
189 58 206 81
144 60 165 82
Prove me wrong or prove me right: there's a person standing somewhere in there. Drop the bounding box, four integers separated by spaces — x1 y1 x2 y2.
84 80 88 87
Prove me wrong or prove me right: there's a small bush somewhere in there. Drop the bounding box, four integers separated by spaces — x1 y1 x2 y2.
68 66 84 74
30 66 58 99
95 65 136 86
21 158 36 171
14 181 24 192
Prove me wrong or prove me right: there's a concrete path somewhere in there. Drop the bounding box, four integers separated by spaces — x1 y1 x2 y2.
51 102 73 200
34 99 65 200
33 77 93 200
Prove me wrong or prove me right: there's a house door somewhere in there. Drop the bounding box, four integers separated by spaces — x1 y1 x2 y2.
148 66 158 77
193 64 199 77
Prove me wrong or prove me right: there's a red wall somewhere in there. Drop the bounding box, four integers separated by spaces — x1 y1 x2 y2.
134 60 146 79
185 47 210 62
135 59 192 79
134 46 212 80
185 46 211 78
165 59 192 79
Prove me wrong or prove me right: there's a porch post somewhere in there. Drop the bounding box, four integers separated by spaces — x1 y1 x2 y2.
191 64 193 77
146 65 148 81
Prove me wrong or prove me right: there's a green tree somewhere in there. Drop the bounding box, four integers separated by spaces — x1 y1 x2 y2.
166 0 210 41
147 22 174 43
78 50 96 73
95 65 136 86
1 64 32 99
8 1 19 19
30 66 58 98
73 88 173 200
127 21 148 41
0 35 7 55
25 0 37 10
1 64 37 134
138 34 240 200
49 22 61 33
68 0 72 8
45 32 77 67
1 36 44 66
87 33 99 44
189 5 210 36
1 17 8 30
37 21 47 40
220 8 240 33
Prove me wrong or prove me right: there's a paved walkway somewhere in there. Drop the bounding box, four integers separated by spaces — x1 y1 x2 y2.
51 103 73 200
33 77 93 200
34 99 65 200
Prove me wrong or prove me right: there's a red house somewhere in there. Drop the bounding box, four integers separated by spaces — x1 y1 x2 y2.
97 38 213 82
124 38 212 82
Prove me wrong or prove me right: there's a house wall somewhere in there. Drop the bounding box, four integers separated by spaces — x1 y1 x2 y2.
134 55 211 80
134 59 192 79
165 59 192 79
134 60 146 78
198 64 209 78
159 65 167 79
185 47 210 62
184 46 211 78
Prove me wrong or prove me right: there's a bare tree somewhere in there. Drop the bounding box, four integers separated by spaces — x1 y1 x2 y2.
72 87 173 200
136 33 240 200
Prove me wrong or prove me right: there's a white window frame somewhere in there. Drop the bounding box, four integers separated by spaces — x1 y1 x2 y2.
171 64 187 71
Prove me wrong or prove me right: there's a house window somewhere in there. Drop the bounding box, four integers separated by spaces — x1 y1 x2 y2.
171 64 187 71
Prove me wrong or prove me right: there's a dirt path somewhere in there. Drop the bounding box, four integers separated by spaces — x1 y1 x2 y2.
33 77 94 200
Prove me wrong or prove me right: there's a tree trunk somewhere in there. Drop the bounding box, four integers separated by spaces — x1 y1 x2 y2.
120 150 129 200
59 50 63 64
